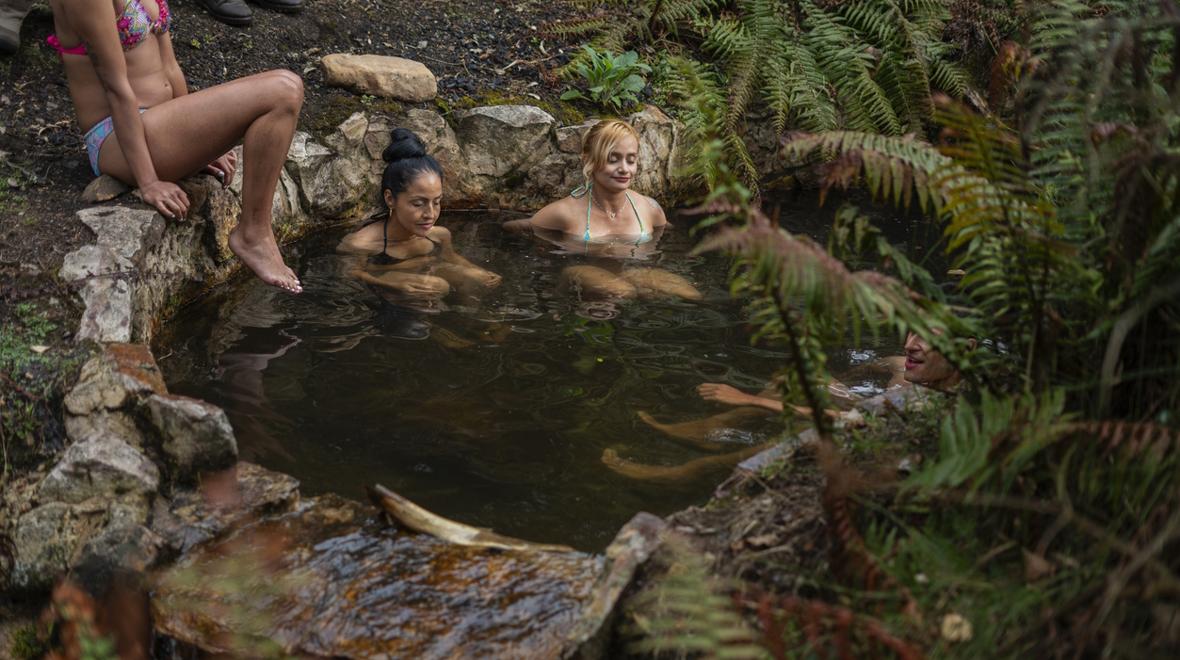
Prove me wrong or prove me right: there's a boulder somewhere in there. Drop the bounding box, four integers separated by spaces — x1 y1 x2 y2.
629 105 682 198
150 462 301 554
9 503 81 590
145 393 239 480
36 434 160 504
71 523 164 594
153 494 604 658
63 343 166 416
321 54 438 102
323 112 370 159
77 206 164 265
74 277 133 343
7 500 155 592
65 409 145 448
59 245 132 282
454 105 556 179
556 121 595 154
370 109 464 203
80 175 131 203
522 151 582 206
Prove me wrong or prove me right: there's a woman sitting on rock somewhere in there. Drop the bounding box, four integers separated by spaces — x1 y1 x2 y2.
337 129 502 321
47 0 304 292
504 119 701 301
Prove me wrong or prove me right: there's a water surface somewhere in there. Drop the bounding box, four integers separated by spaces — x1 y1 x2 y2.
160 211 903 551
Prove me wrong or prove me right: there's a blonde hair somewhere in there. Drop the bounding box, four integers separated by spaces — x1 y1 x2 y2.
581 119 641 184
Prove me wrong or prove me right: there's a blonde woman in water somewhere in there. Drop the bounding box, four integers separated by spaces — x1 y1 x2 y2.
505 119 701 301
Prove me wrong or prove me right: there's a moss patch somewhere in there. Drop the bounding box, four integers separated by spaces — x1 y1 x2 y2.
0 300 91 481
435 91 587 125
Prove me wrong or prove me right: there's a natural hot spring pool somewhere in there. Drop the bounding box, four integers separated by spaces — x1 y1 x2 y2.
159 214 902 551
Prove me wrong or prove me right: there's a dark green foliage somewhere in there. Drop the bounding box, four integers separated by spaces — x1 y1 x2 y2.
559 45 652 112
559 1 971 187
639 1 1180 657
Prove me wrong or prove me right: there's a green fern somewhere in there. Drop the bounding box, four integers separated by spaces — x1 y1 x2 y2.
558 0 973 186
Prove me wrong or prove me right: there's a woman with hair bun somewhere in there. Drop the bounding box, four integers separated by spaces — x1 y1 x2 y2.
505 119 701 301
338 128 501 319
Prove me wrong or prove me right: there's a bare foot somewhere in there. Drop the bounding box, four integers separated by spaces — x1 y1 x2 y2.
228 227 302 293
637 410 708 442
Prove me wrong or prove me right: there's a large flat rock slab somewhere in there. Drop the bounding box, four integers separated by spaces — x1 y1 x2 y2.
152 494 664 657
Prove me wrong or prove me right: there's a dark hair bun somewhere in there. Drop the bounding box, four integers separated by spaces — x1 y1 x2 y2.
383 128 428 162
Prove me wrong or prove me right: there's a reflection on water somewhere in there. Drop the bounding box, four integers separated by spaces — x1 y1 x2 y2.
159 214 902 551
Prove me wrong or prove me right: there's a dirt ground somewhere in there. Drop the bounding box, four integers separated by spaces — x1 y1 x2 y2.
0 0 585 304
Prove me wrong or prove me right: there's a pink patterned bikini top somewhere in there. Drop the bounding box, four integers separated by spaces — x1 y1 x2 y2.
47 0 171 56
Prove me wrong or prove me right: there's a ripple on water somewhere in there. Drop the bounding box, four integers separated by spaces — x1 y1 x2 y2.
161 218 902 551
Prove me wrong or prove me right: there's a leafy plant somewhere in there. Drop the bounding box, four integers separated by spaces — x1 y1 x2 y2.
560 45 652 112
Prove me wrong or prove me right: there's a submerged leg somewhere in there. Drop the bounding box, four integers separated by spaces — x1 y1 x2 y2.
638 408 771 449
601 444 770 483
621 268 703 301
559 265 638 300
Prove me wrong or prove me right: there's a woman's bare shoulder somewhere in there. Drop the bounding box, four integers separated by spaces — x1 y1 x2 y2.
338 222 379 254
531 196 583 232
634 193 668 226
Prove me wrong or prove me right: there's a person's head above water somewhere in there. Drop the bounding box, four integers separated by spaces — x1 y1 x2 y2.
380 128 444 239
581 119 640 195
903 330 976 391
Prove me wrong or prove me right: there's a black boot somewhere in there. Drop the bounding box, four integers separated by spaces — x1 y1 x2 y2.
197 0 254 27
252 0 304 13
0 0 34 54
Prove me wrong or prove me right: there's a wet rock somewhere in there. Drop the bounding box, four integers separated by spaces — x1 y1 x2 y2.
566 512 668 656
36 434 159 504
71 523 164 594
454 105 556 179
64 343 166 415
321 54 438 102
150 462 301 554
6 500 154 592
145 394 238 480
80 175 131 203
153 494 607 658
9 503 80 590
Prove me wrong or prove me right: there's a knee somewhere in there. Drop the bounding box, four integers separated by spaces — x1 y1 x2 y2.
423 275 450 296
266 69 304 112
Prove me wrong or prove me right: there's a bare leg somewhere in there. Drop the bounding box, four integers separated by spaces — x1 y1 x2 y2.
621 268 702 301
638 408 770 449
98 70 305 292
432 262 501 300
601 444 770 483
559 265 637 300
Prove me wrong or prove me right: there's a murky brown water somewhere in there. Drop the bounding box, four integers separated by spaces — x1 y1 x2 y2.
159 213 903 551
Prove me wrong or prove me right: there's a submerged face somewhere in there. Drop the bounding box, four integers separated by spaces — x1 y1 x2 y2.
385 171 443 237
590 135 639 195
903 332 961 390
